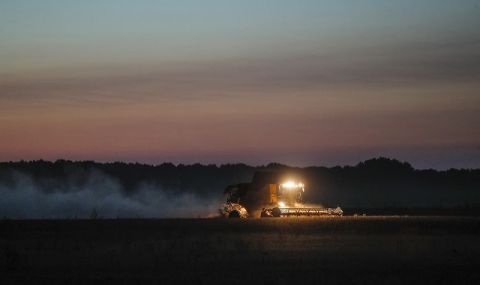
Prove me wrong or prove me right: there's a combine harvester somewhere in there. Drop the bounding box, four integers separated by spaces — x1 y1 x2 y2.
220 171 343 218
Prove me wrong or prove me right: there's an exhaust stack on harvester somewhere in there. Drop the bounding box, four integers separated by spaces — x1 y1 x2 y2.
219 171 343 218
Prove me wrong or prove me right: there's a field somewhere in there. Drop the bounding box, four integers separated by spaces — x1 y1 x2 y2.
1 216 480 285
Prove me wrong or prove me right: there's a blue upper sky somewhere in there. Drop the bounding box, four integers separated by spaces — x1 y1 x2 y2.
2 0 479 70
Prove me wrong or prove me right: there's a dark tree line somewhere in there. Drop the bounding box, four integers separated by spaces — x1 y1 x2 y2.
0 157 479 209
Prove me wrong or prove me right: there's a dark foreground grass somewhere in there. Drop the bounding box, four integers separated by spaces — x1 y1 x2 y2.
1 216 480 285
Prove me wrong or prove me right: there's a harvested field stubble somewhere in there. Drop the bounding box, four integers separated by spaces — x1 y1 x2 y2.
1 216 479 284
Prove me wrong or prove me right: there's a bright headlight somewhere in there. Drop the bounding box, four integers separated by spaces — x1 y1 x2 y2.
281 181 304 189
281 181 296 189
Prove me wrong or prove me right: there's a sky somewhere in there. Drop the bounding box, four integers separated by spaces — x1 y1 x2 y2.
1 0 479 169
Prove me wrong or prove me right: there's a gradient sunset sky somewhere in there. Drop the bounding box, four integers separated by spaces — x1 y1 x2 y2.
1 0 479 169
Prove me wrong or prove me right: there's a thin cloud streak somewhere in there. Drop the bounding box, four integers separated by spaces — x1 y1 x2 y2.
1 40 480 106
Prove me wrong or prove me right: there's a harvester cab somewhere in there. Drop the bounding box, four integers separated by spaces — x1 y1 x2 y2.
276 181 305 207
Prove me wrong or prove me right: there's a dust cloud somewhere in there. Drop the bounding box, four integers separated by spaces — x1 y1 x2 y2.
0 170 222 219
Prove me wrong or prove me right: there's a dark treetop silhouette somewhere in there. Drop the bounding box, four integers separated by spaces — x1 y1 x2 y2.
1 157 479 216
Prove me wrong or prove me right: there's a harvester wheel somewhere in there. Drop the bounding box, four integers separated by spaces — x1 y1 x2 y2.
229 210 241 218
272 207 282 217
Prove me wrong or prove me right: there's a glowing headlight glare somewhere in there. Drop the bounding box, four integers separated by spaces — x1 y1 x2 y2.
281 181 296 188
278 201 286 207
281 181 304 189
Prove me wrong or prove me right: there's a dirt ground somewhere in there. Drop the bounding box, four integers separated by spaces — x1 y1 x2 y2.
1 216 480 285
